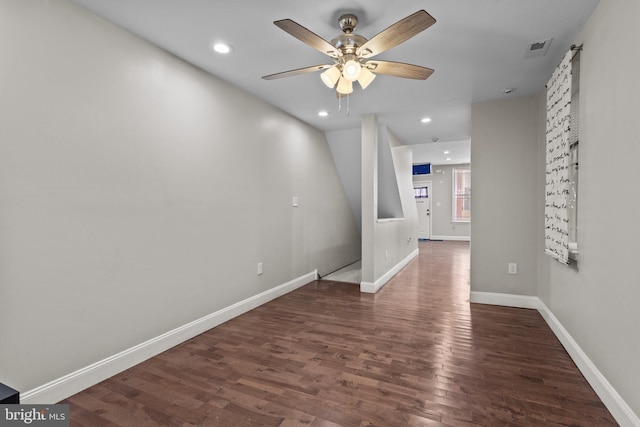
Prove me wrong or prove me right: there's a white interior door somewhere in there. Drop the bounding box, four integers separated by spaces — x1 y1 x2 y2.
415 183 431 240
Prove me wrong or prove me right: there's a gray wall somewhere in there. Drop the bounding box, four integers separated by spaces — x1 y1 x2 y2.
388 130 419 231
470 95 540 296
0 0 360 394
538 0 640 416
471 0 640 418
326 129 362 232
413 164 471 239
329 124 408 226
377 129 404 219
361 116 418 285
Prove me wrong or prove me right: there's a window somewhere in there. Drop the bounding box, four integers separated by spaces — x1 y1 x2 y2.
567 49 580 259
414 186 428 198
452 168 471 222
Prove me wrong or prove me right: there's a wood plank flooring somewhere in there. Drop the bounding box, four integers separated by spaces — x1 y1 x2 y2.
61 241 618 426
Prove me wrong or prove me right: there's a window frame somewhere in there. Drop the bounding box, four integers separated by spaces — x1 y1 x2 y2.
452 168 471 223
567 49 580 261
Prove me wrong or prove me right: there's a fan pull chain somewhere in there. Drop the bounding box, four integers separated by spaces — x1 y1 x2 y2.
335 93 351 115
336 93 351 115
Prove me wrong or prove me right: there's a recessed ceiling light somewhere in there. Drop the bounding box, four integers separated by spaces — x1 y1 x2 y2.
502 88 516 94
443 150 450 154
446 157 452 161
420 117 432 123
318 111 329 117
211 42 233 54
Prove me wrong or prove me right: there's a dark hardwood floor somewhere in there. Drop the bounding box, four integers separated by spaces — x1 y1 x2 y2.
62 241 618 426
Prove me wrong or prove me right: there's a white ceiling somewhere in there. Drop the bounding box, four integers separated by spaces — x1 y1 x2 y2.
72 0 598 165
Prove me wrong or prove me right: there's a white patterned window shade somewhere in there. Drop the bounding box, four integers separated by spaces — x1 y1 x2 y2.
545 50 573 264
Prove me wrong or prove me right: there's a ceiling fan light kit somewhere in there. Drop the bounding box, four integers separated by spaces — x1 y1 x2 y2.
342 58 362 81
321 65 341 88
337 76 353 95
357 67 376 89
262 9 436 111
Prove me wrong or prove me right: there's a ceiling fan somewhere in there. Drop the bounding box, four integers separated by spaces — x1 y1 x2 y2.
262 10 436 97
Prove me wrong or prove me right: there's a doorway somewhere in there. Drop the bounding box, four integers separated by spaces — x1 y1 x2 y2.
414 183 431 240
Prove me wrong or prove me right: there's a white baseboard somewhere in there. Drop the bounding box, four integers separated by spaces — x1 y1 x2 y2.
430 235 470 241
21 270 318 405
471 291 640 427
470 291 539 309
360 248 418 293
536 300 640 427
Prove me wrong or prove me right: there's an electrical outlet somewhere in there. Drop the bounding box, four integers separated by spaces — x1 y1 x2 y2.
257 263 263 275
508 263 517 275
292 197 299 207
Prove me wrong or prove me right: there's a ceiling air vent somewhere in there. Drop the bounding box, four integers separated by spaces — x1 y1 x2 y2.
524 38 552 58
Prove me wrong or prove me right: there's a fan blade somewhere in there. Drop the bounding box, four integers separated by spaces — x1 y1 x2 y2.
274 19 341 58
356 10 436 57
366 60 434 80
262 64 332 80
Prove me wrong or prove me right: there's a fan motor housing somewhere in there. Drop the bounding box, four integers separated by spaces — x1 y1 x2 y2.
331 33 367 55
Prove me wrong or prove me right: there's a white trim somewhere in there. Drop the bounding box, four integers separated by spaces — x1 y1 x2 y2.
469 291 539 309
21 270 318 404
471 291 640 427
430 235 470 242
360 249 418 293
376 218 405 223
537 300 640 427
